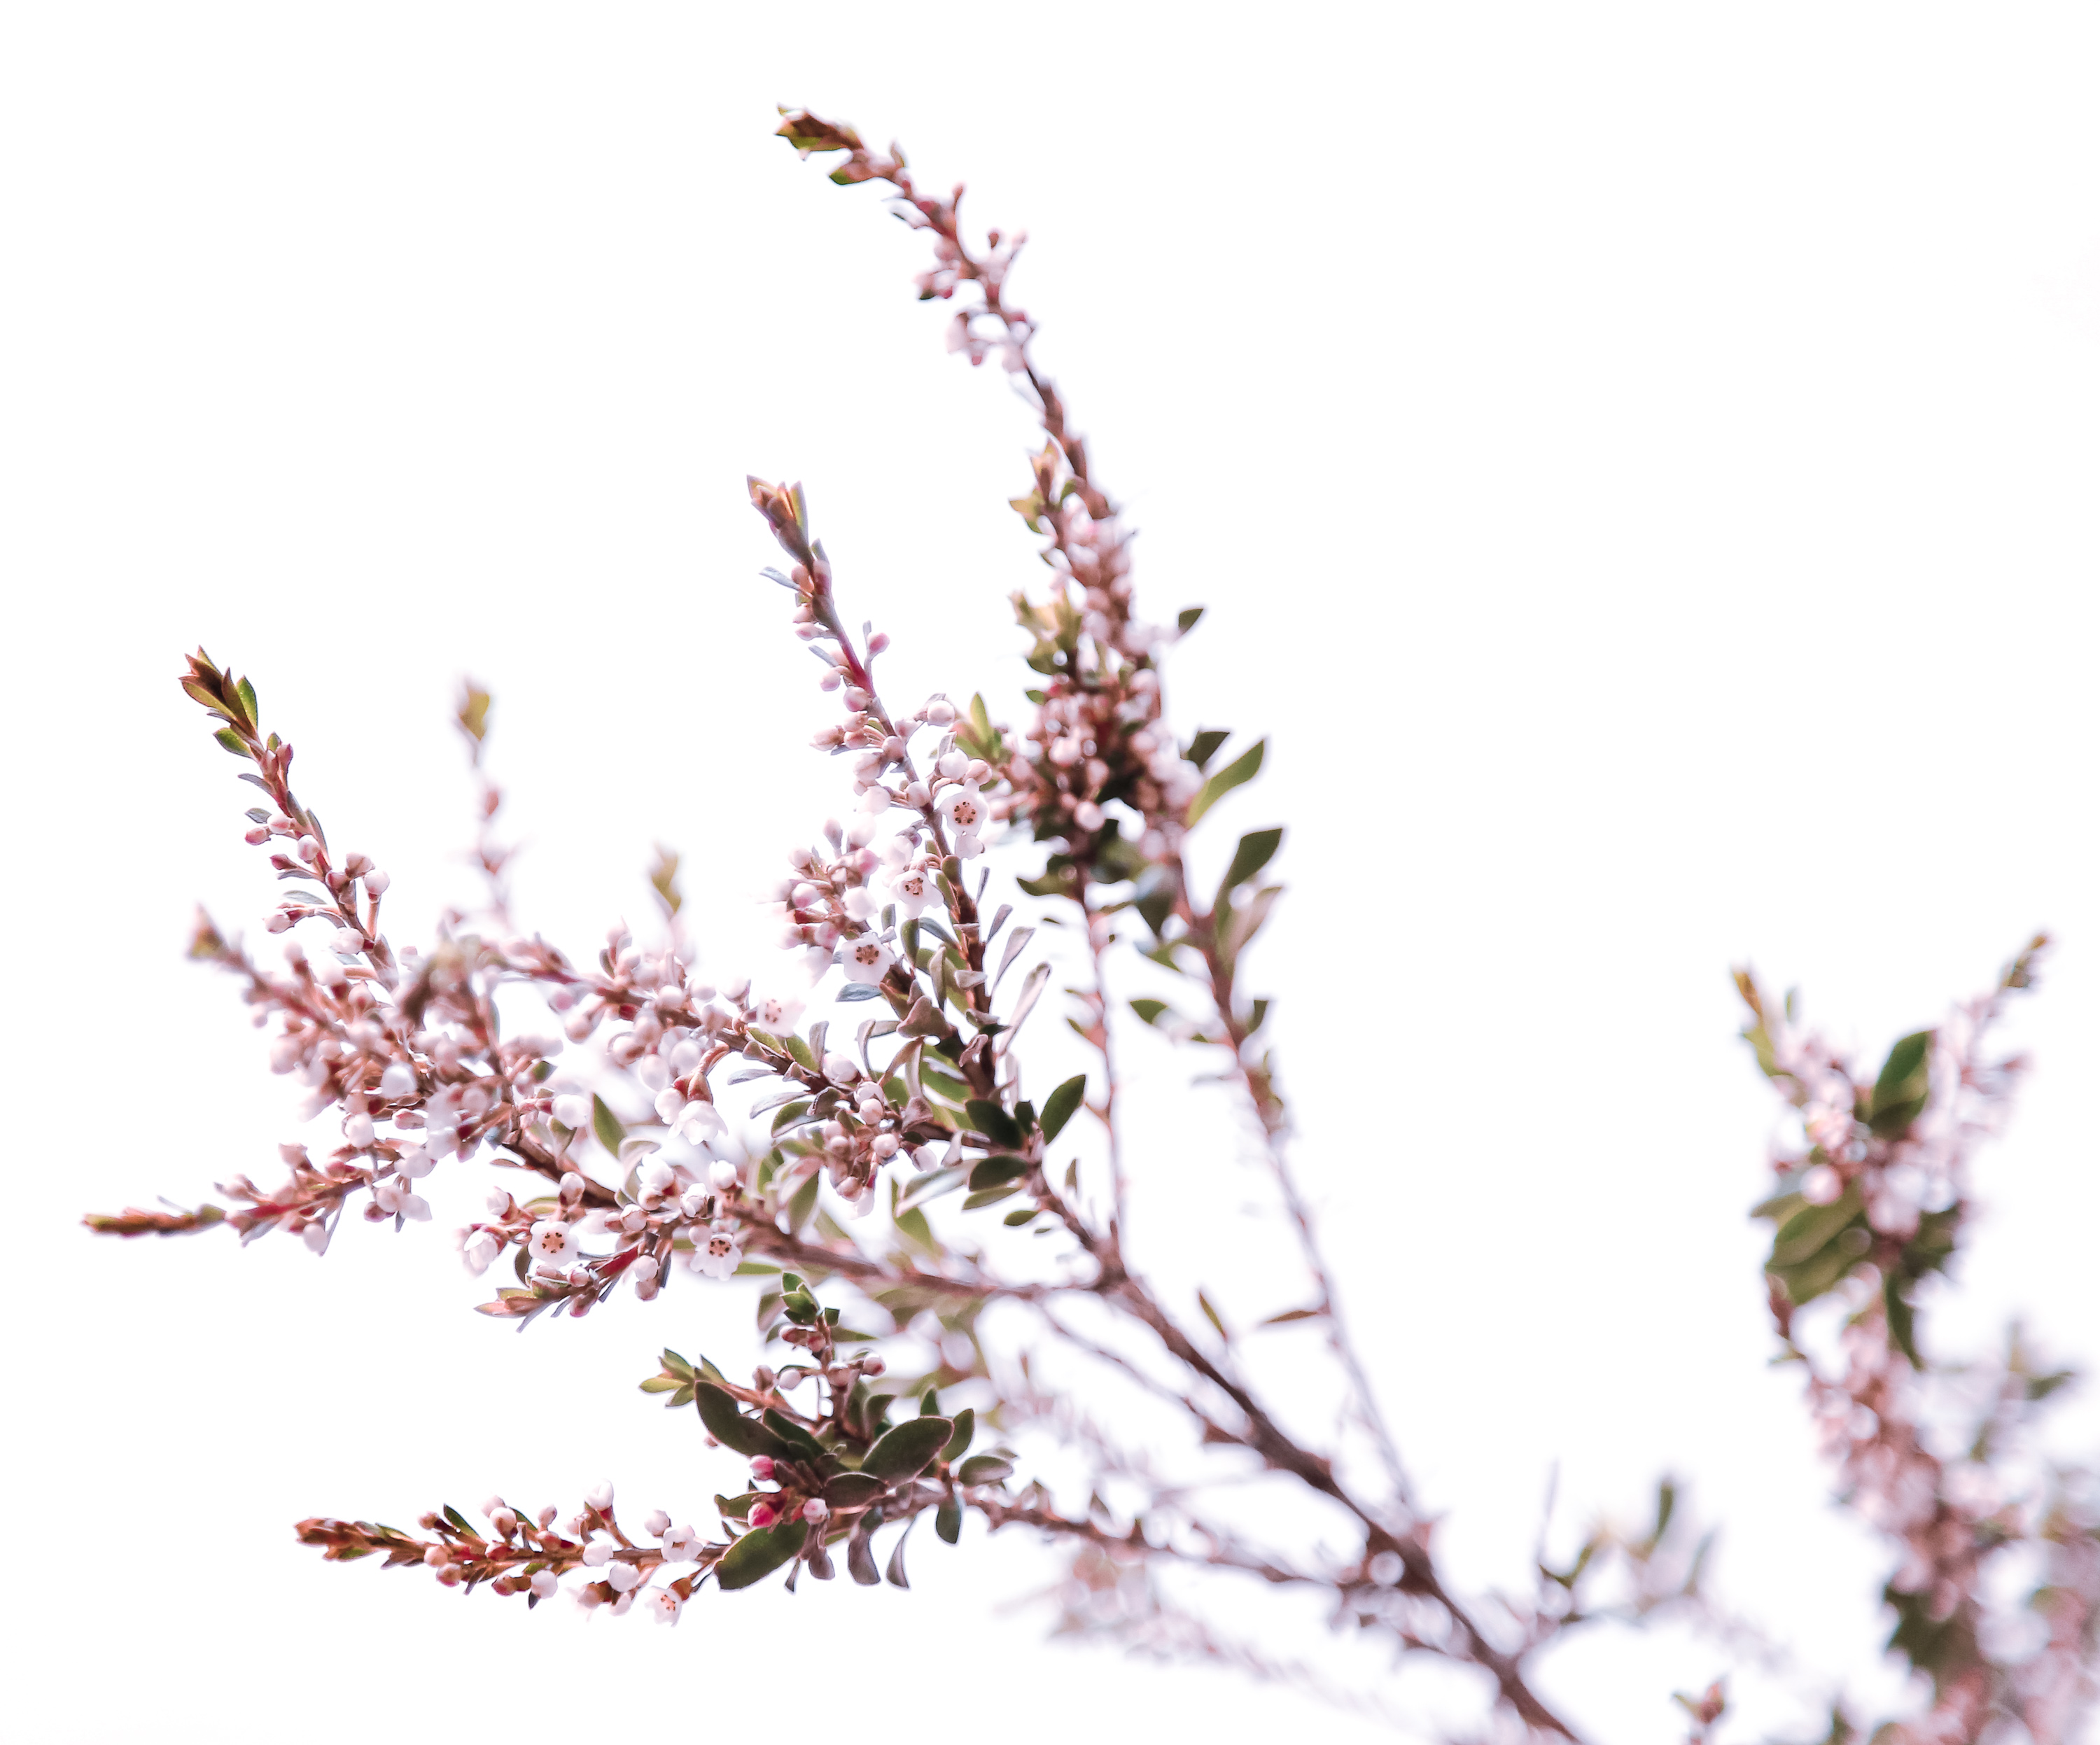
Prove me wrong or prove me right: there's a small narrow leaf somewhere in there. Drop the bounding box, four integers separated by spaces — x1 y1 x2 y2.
1186 738 1266 825
1038 1074 1086 1144
1218 827 1283 900
591 1095 626 1155
715 1519 809 1590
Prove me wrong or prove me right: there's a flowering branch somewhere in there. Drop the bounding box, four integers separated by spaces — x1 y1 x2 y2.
85 104 2100 1744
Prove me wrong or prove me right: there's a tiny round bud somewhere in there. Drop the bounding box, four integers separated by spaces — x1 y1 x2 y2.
363 869 390 895
643 1508 671 1537
750 1457 775 1483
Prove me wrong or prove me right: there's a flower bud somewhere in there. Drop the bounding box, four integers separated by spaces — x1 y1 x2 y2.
585 1480 614 1512
750 1457 775 1483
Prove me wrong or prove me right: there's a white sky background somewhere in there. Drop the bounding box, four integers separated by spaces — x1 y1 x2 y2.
5 5 2099 1740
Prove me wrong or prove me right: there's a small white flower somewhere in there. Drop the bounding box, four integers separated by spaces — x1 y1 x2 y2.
629 1256 660 1284
463 1229 500 1275
937 750 968 779
939 781 988 838
528 1569 559 1599
638 1156 677 1196
888 867 937 919
710 1158 741 1193
605 1561 642 1593
643 1508 671 1537
661 1524 701 1562
398 1146 435 1180
301 1219 329 1254
343 1113 375 1150
374 1179 404 1215
840 936 894 986
636 1055 671 1095
641 1585 681 1625
753 995 804 1033
395 1189 430 1222
692 1230 743 1280
552 1093 592 1130
527 1220 578 1268
679 1186 710 1219
585 1480 615 1512
822 1052 860 1085
676 1101 726 1145
363 869 391 896
486 1187 512 1217
799 944 834 985
858 785 893 815
379 1062 418 1099
581 1541 615 1567
841 887 876 920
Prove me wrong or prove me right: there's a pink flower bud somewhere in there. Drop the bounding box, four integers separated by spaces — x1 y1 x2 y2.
750 1457 775 1483
747 1502 778 1529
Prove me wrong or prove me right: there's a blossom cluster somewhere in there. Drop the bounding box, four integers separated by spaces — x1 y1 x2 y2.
1740 946 2100 1739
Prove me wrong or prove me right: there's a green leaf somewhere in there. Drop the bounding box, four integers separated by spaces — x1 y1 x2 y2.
1177 606 1205 633
714 1518 809 1591
591 1095 626 1155
1769 1187 1865 1268
661 1348 693 1380
442 1504 475 1536
1184 729 1230 772
962 1183 1023 1210
695 1384 792 1459
1133 865 1177 937
1218 827 1283 902
639 1375 682 1394
1884 1271 1921 1366
965 1099 1023 1150
1197 1289 1228 1340
863 1417 953 1483
785 1171 821 1234
967 1156 1030 1191
824 1473 887 1508
957 1454 1014 1485
235 675 259 727
1186 738 1265 826
213 726 248 756
1868 1030 1935 1139
1258 1306 1322 1326
936 1495 962 1543
1039 1074 1086 1144
1129 998 1169 1026
763 1410 826 1459
940 1407 976 1462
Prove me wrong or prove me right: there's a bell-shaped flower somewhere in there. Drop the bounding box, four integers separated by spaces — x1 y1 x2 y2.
661 1524 701 1562
692 1228 743 1280
640 1585 682 1625
840 934 894 985
462 1229 501 1275
939 781 988 839
888 867 937 919
752 995 804 1034
676 1101 726 1146
527 1219 579 1268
